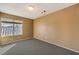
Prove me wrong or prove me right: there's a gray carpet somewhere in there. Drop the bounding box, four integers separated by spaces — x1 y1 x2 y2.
3 38 79 55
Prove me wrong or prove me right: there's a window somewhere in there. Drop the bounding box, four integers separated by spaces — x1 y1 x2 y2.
1 18 23 37
14 23 23 36
1 22 13 37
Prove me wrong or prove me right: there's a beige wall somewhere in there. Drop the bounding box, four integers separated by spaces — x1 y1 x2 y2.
0 12 1 44
0 12 33 44
34 4 79 52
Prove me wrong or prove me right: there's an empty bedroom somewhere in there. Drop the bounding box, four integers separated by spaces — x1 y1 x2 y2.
0 3 79 55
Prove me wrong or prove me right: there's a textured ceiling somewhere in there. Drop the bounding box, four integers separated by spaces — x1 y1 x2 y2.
0 3 76 19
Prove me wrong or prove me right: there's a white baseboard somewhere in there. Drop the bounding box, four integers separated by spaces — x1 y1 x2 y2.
0 38 32 54
1 37 32 45
35 38 79 53
50 42 79 53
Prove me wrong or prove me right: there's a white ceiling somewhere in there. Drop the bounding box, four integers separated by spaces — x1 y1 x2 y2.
0 3 76 19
